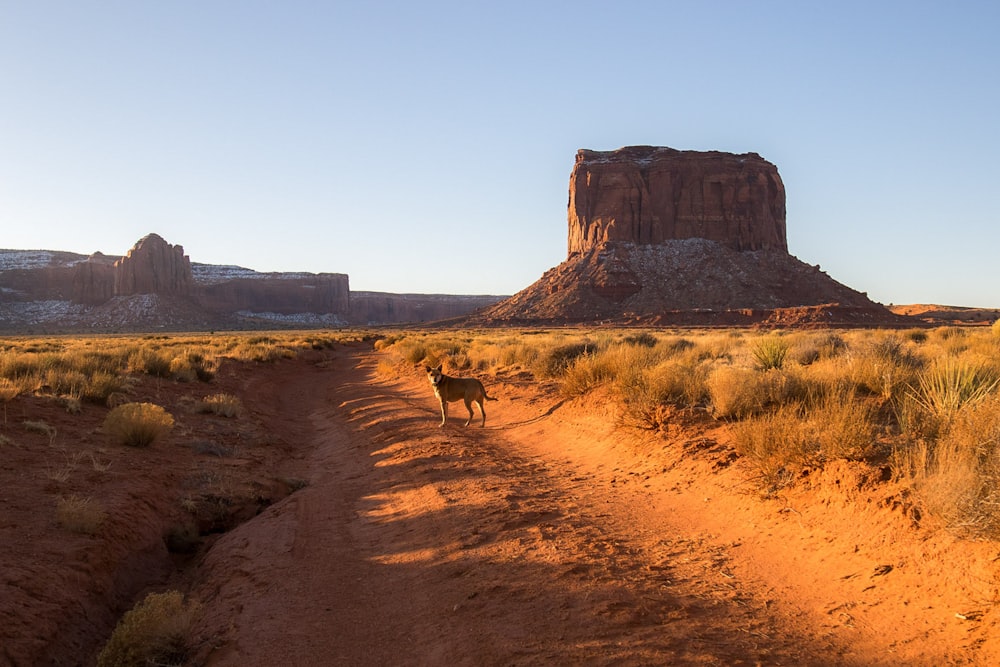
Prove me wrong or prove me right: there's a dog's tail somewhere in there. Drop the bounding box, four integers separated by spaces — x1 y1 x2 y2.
484 392 498 401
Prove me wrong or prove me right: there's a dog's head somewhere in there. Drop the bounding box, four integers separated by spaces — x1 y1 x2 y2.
425 364 444 387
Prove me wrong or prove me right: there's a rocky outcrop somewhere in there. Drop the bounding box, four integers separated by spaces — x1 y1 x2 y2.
0 235 502 332
471 239 890 325
567 146 786 254
113 233 193 296
72 253 116 304
469 145 904 327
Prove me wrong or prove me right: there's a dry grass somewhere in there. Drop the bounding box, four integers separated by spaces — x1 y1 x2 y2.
103 403 175 447
375 326 1000 538
97 590 198 667
0 331 364 416
23 419 57 441
196 393 244 418
896 394 1000 538
56 494 107 534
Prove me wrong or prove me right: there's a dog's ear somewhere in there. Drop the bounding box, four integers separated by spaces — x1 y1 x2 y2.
424 365 432 372
435 364 443 372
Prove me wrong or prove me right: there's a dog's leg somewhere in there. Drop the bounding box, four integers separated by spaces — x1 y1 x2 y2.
477 397 486 427
439 400 448 427
463 398 475 427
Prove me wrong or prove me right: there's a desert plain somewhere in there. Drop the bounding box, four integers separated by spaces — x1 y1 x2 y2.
3 325 1000 666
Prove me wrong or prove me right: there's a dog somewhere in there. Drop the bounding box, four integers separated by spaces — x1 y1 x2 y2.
425 364 497 427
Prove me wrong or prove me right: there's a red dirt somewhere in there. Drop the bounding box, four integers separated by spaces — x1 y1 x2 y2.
4 341 1000 666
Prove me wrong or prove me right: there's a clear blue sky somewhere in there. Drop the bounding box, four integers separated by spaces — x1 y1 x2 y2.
2 1 998 306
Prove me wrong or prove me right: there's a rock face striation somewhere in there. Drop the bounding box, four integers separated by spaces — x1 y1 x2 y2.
568 146 787 255
472 145 903 327
113 233 194 297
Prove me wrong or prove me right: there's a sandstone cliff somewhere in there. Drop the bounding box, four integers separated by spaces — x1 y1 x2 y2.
471 145 904 327
0 235 497 332
568 146 786 255
113 233 193 296
194 266 350 317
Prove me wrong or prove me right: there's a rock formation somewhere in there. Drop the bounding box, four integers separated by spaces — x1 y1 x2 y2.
470 145 904 327
0 234 501 332
113 233 193 296
568 146 786 255
72 253 116 304
195 268 350 317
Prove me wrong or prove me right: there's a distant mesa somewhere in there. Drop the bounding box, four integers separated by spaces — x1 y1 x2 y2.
0 233 502 332
470 145 906 327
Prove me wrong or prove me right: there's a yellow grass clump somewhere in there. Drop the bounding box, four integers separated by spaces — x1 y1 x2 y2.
97 590 198 667
56 494 107 535
103 402 175 447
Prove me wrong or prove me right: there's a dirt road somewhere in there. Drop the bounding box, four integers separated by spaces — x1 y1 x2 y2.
189 344 1000 665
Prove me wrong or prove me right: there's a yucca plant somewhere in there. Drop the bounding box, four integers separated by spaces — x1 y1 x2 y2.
908 358 999 425
751 336 788 370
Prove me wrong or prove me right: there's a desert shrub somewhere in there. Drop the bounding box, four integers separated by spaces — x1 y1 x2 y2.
622 331 659 348
707 366 800 419
372 336 396 351
169 356 198 382
899 395 1000 538
229 340 294 363
41 367 87 395
848 335 921 400
729 404 811 490
0 377 21 401
906 357 999 434
614 356 708 429
127 346 173 378
647 357 711 407
181 350 215 381
197 393 243 417
399 340 431 365
97 590 197 667
80 370 127 403
534 341 596 378
809 389 877 460
57 495 106 534
0 377 22 426
560 343 653 397
750 336 789 370
730 386 878 487
104 402 174 447
560 351 610 396
992 319 1000 339
784 331 844 367
659 336 696 356
707 366 758 418
495 339 540 369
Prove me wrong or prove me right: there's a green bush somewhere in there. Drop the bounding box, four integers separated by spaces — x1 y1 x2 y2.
104 402 174 447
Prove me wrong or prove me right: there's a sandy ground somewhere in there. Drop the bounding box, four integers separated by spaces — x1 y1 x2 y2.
3 340 1000 666
190 344 1000 666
